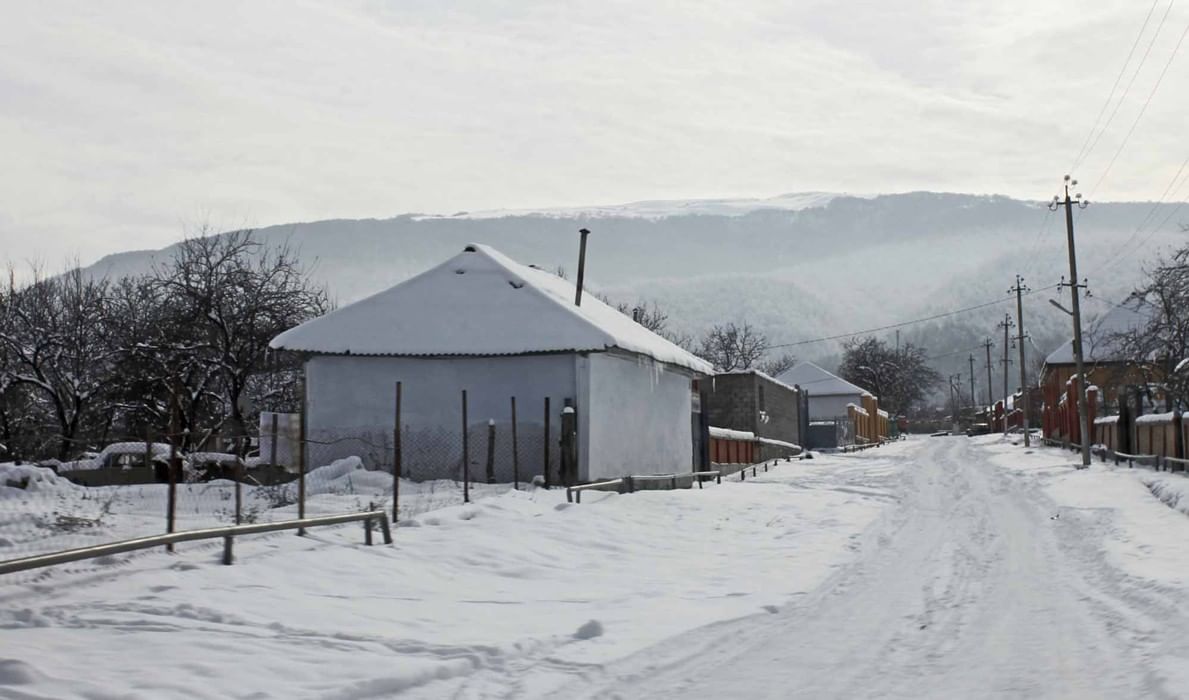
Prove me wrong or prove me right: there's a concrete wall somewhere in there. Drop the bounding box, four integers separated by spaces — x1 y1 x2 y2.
581 352 694 480
304 354 575 480
705 373 800 446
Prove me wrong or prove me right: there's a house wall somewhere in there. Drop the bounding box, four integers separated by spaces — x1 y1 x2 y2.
304 354 575 480
806 393 862 422
582 352 694 480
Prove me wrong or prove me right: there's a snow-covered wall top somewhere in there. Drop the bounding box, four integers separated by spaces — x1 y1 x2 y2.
1135 412 1179 425
709 426 755 441
271 244 712 373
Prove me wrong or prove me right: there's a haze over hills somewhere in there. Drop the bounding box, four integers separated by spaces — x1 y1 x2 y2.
81 191 1187 397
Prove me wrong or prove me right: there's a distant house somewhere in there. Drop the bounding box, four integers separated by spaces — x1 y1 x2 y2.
704 370 804 461
270 244 713 483
1041 296 1158 448
776 362 884 447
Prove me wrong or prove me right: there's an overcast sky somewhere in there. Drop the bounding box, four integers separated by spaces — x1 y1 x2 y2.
2 0 1187 269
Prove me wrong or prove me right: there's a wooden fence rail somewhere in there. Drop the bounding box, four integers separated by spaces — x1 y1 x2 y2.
0 510 392 576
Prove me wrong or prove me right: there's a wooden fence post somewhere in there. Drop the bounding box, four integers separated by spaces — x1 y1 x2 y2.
393 381 402 523
485 419 496 484
234 435 243 525
298 376 307 536
543 397 551 489
462 390 470 503
511 396 520 490
166 392 179 553
269 413 279 470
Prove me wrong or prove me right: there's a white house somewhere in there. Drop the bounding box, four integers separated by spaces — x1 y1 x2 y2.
776 361 868 421
269 243 713 483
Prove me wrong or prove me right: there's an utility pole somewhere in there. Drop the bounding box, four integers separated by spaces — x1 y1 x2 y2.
1009 275 1032 447
998 314 1014 436
967 355 976 412
983 338 994 407
949 374 962 434
1050 176 1092 467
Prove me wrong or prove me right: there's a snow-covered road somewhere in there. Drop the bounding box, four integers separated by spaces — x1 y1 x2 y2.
559 436 1189 699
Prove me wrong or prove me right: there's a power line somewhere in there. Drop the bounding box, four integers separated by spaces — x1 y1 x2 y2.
1087 16 1189 198
1070 0 1164 172
1079 0 1177 178
768 283 1060 349
1087 154 1189 275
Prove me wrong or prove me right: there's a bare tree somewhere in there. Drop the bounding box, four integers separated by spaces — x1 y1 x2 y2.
156 229 329 439
838 336 940 416
758 352 797 377
697 322 769 371
1110 242 1189 410
0 266 117 458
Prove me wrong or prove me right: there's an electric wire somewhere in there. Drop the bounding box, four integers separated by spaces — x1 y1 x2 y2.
1070 0 1164 172
1079 0 1177 180
768 283 1061 349
1087 16 1189 199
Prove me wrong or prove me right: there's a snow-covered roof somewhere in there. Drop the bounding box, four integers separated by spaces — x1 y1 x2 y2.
271 244 712 373
776 362 868 397
1045 296 1153 366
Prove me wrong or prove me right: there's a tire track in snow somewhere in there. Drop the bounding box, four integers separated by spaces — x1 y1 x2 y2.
542 437 1189 699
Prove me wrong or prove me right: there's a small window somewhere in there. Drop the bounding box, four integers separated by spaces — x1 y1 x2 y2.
758 384 766 412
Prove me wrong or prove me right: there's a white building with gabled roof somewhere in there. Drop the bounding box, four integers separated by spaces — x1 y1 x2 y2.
776 361 869 421
271 243 713 483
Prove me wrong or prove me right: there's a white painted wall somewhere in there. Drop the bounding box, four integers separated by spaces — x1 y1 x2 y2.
305 354 575 480
581 352 694 480
806 393 863 421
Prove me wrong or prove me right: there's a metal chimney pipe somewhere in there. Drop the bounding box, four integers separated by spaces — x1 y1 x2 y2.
574 228 591 306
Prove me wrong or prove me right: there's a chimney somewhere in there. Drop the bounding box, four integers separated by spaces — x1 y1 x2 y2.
574 228 591 306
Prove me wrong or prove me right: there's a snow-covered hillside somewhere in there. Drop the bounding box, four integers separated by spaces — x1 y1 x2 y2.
77 192 1186 373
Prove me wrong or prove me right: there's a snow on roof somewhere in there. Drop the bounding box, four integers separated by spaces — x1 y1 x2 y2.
714 368 799 393
1135 412 1178 425
709 426 755 441
1045 296 1153 366
775 361 868 397
271 244 712 373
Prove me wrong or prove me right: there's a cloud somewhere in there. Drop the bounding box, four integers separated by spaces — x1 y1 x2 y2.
1 0 1187 267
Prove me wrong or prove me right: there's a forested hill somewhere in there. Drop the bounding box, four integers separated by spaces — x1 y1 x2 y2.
80 192 1185 384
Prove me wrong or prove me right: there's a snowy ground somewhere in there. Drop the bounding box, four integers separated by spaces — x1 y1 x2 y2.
0 447 906 698
6 437 1189 698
